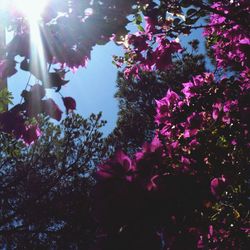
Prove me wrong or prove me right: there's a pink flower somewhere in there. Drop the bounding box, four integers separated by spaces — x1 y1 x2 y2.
42 98 62 121
153 37 181 71
127 34 148 52
135 135 162 162
22 125 42 145
97 150 134 181
156 90 179 112
212 102 223 120
210 176 226 199
144 16 157 34
30 84 46 100
62 97 76 113
0 59 17 78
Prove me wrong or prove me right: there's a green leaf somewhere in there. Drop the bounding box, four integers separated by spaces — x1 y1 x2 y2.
0 88 13 112
134 14 142 25
137 25 145 32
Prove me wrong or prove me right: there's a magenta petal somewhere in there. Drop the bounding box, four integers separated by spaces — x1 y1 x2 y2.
30 84 46 99
62 97 77 113
22 125 41 145
0 59 17 78
42 99 62 121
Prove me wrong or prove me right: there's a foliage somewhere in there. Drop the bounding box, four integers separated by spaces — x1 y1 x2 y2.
0 113 107 249
0 88 13 112
107 46 206 154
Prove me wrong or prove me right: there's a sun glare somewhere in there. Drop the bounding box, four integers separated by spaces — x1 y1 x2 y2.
0 0 51 84
0 0 49 22
13 0 49 21
1 0 52 86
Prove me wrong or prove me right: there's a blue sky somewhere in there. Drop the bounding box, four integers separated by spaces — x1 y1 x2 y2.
8 41 123 135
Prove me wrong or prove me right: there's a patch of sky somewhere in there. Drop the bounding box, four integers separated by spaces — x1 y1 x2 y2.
7 25 123 135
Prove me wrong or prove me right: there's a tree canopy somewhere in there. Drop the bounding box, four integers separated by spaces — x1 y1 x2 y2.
0 113 106 248
0 0 249 249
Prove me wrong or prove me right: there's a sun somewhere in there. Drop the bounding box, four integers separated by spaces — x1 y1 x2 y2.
0 0 51 83
0 0 49 22
13 0 49 22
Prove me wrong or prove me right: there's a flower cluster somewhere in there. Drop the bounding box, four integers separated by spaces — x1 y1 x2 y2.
0 84 76 144
94 64 250 248
94 72 249 248
120 34 182 78
204 1 250 71
114 12 182 79
92 1 249 248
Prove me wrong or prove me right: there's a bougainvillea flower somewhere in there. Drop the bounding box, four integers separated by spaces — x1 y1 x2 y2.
212 102 223 120
62 97 76 113
155 90 179 124
210 176 226 199
22 125 42 145
97 150 134 181
30 84 46 100
135 135 162 162
7 33 30 58
42 98 62 121
144 16 158 34
0 109 31 141
153 38 181 71
204 1 250 70
127 34 148 52
0 59 17 78
223 100 238 113
182 81 195 99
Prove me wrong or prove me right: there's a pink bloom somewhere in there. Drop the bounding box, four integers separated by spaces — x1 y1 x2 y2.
190 139 199 148
42 98 62 121
22 125 42 145
223 100 238 112
30 84 46 100
127 34 148 52
62 97 76 113
97 150 134 181
212 102 223 120
210 176 226 199
144 16 157 34
0 59 17 78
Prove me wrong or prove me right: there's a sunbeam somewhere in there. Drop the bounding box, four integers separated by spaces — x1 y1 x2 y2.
15 0 50 85
1 0 50 84
28 21 48 86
